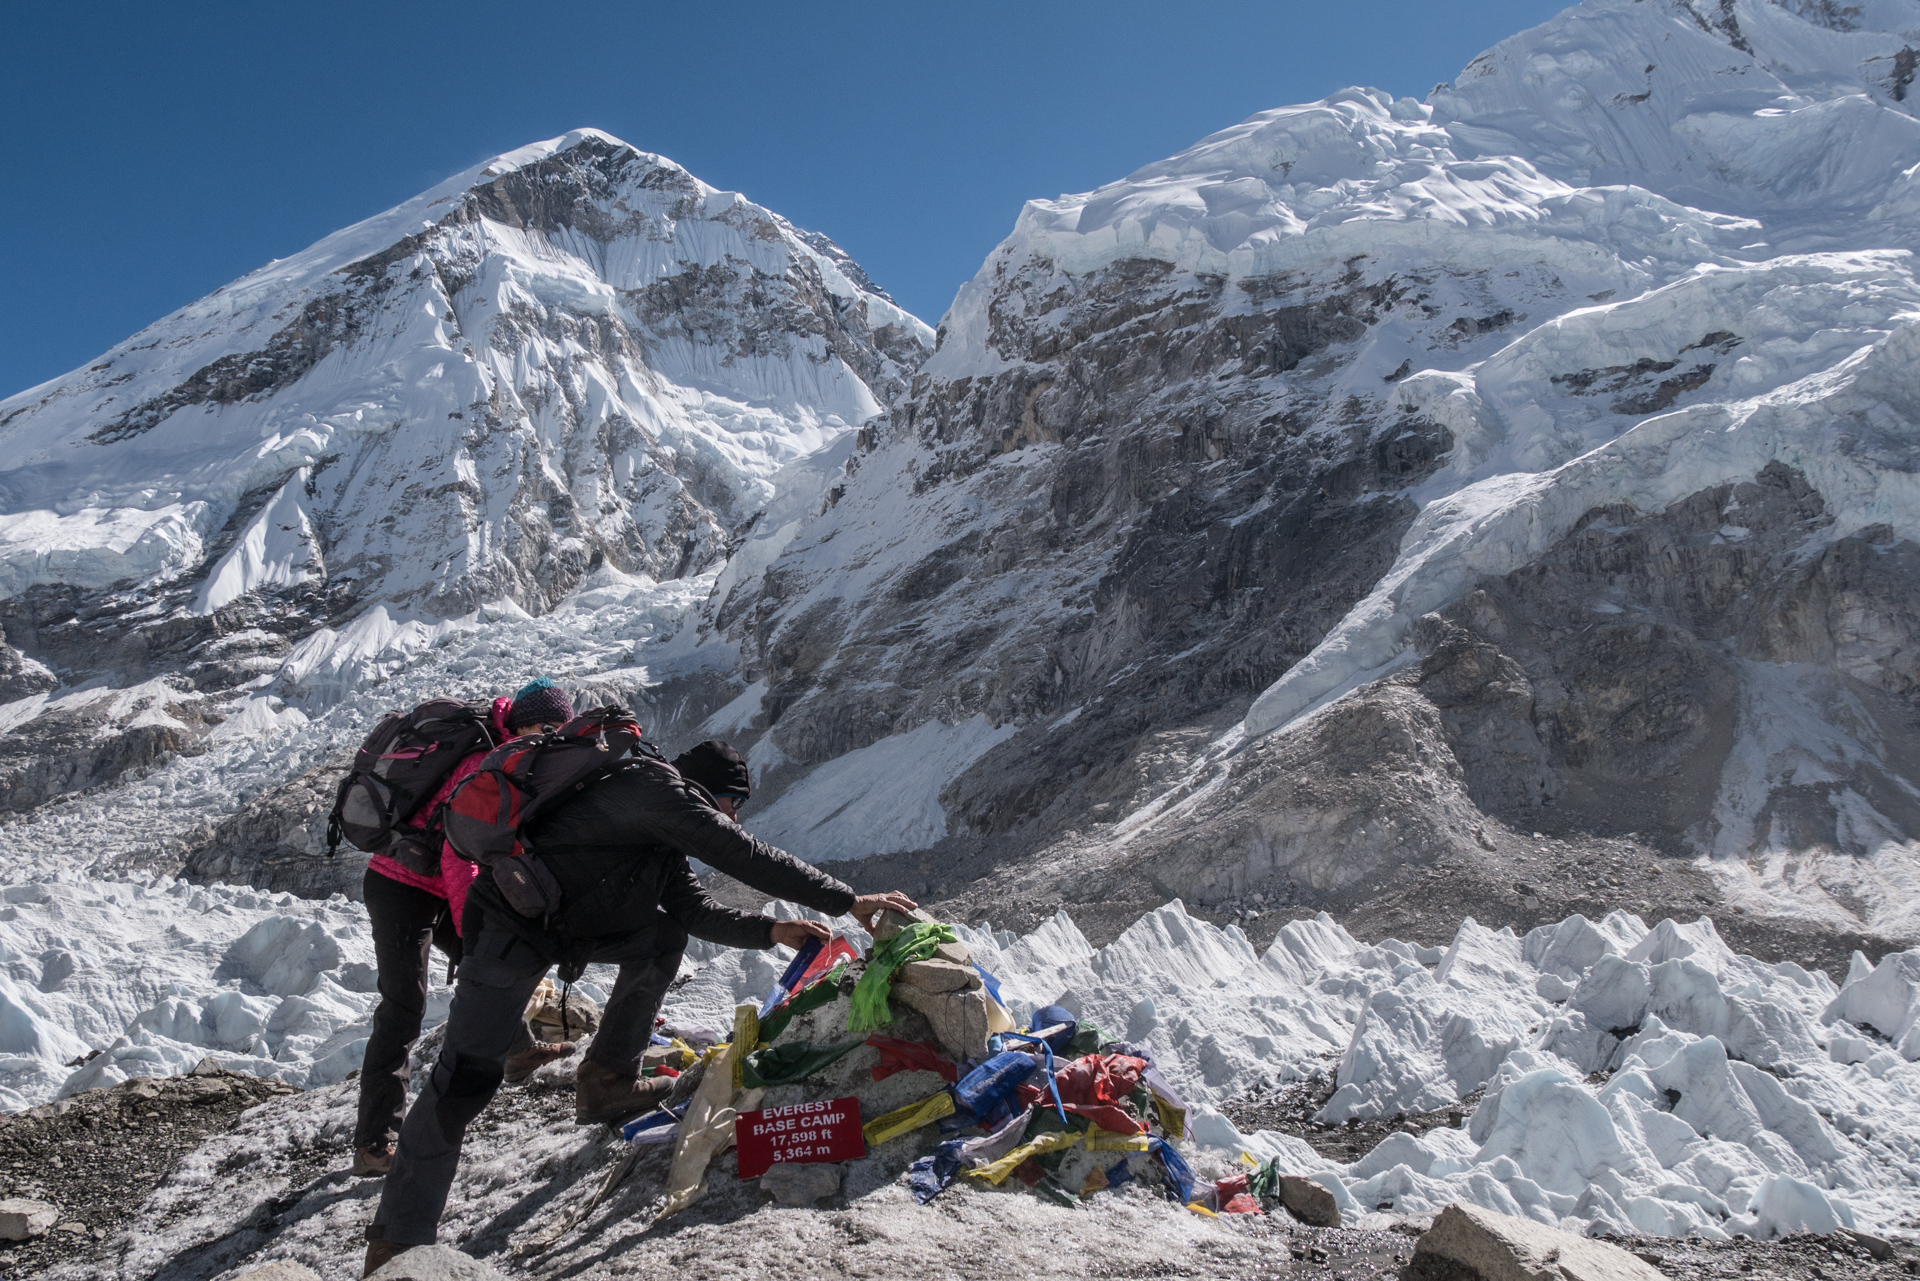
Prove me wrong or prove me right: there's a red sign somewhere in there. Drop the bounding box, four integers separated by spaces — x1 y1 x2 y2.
734 1096 865 1178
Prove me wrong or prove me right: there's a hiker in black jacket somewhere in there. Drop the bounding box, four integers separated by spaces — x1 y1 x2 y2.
363 739 914 1272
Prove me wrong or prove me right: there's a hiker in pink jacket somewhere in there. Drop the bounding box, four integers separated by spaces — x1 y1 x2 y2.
352 679 579 1177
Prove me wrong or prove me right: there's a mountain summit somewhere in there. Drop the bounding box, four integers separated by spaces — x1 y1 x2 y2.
0 129 928 617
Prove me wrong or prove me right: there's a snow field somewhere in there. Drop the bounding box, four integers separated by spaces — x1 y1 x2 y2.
0 564 721 883
0 874 389 1112
746 715 1019 860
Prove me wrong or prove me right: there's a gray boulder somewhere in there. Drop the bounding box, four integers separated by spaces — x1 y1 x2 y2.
1412 1201 1668 1281
1275 1175 1341 1228
233 1262 323 1281
760 1161 843 1205
0 1198 57 1241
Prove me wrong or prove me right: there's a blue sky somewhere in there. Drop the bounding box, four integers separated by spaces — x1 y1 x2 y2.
1 1 1569 399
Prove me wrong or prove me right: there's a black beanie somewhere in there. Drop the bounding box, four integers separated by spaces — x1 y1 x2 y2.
672 740 751 800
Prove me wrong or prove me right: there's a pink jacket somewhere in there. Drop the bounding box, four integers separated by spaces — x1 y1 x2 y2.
366 696 511 936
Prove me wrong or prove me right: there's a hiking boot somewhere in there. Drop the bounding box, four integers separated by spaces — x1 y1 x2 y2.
362 1238 415 1277
574 1058 672 1125
503 1038 576 1085
351 1143 393 1177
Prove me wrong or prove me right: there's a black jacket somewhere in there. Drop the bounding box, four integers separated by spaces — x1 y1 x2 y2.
511 757 855 950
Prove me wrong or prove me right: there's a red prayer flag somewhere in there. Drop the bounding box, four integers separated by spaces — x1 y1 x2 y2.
866 1034 958 1083
1054 1054 1148 1107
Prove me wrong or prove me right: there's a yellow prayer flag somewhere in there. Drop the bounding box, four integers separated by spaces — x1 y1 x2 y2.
731 1004 759 1089
1154 1095 1187 1140
963 1129 1083 1186
1085 1125 1152 1151
862 1089 956 1147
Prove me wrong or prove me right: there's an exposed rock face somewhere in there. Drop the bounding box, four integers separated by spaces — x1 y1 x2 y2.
174 762 361 899
1408 464 1920 846
0 627 56 702
1400 466 1920 936
0 678 211 814
921 462 1920 949
722 251 1459 851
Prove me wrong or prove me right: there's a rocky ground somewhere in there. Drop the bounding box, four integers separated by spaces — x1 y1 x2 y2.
0 1062 296 1279
4 1056 1913 1280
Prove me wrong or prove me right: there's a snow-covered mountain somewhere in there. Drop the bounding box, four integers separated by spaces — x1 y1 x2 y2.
8 0 1920 1259
0 129 929 818
707 0 1920 951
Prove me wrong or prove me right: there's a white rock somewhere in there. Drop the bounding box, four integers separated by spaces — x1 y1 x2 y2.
233 1262 322 1281
365 1243 507 1281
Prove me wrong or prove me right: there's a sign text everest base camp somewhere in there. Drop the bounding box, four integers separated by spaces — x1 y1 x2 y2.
734 1097 865 1179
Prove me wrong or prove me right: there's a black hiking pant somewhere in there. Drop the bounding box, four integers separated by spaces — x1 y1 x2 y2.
368 908 685 1245
356 869 465 1151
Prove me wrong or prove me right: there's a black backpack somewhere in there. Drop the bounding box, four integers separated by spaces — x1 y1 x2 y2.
327 698 499 875
440 705 646 920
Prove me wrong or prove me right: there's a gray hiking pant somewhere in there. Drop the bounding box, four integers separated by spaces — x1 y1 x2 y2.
367 910 686 1245
357 870 462 1151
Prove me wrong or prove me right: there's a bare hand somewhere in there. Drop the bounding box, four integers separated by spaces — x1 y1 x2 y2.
850 891 919 933
769 919 831 949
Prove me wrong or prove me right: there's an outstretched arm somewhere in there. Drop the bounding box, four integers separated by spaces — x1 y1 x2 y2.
625 765 922 928
627 766 860 914
656 857 784 950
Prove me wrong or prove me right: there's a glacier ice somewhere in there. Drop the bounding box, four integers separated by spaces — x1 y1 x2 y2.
5 871 1919 1240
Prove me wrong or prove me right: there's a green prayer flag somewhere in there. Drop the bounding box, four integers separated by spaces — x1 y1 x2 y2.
1249 1156 1282 1208
738 1038 866 1088
1066 1025 1110 1056
1033 1175 1081 1207
847 922 956 1033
